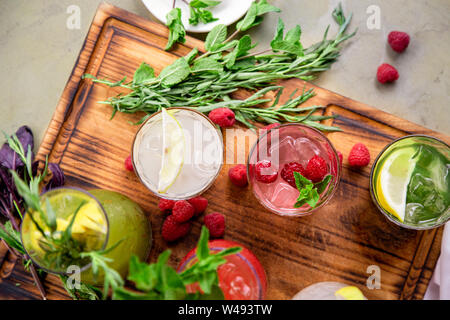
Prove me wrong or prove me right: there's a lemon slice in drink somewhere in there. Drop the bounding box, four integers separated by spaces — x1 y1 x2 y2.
157 108 185 193
376 147 416 222
335 286 365 300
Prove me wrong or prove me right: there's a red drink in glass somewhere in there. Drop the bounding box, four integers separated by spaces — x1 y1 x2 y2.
177 240 267 300
247 124 340 216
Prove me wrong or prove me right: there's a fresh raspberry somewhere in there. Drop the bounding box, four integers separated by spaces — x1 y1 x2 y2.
388 31 410 53
254 160 278 183
209 108 235 128
188 196 208 216
348 143 371 167
162 215 191 242
280 162 306 188
305 155 328 183
172 200 195 223
124 155 134 171
228 164 248 187
204 212 225 238
262 123 281 131
158 198 176 211
337 151 343 165
377 64 399 84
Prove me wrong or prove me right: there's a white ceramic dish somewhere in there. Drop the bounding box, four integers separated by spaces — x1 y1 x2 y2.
141 0 253 33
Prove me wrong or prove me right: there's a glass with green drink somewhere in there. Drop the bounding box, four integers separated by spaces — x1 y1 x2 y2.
21 187 152 284
370 135 450 230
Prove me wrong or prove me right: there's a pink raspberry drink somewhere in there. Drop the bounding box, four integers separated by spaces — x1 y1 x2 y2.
247 124 340 216
178 240 267 300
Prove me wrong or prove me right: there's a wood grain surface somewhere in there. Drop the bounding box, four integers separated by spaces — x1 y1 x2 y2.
0 3 447 300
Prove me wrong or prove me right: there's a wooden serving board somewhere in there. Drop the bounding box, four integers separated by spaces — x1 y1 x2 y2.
0 3 447 300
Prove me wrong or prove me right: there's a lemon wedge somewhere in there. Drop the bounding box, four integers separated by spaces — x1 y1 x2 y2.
157 108 185 193
376 147 416 222
335 286 365 300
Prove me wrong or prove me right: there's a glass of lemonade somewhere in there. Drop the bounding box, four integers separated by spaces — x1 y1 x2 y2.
132 108 223 200
292 282 366 300
247 124 341 216
370 135 450 230
21 188 152 284
177 240 267 300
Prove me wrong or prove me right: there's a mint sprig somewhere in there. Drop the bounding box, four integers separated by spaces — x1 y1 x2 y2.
189 0 221 26
293 172 332 208
113 226 241 300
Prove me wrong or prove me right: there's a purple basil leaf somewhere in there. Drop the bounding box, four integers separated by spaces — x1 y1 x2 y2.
0 126 34 170
42 163 65 192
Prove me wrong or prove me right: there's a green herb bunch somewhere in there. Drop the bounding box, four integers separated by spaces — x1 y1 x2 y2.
84 2 356 131
293 172 333 208
113 226 241 300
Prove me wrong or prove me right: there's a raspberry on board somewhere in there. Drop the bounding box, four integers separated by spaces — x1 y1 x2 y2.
228 164 248 187
208 108 236 128
348 143 371 167
124 155 134 172
188 196 208 215
158 198 176 211
204 212 225 238
162 215 191 242
172 200 195 223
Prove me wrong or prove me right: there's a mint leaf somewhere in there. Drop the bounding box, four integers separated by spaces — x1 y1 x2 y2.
165 8 186 51
236 0 280 32
133 62 155 85
314 174 333 194
270 19 304 56
192 57 224 74
293 171 320 208
224 35 254 68
158 57 190 87
204 24 227 51
189 0 221 26
185 48 199 64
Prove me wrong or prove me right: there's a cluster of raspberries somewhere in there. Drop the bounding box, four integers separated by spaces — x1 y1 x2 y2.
158 196 225 242
377 31 410 84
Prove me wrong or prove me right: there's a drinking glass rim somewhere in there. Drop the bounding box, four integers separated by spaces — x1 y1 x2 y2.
20 187 110 275
369 134 450 230
246 123 341 217
131 107 224 200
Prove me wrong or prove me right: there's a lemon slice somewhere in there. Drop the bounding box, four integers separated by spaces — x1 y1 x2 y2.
376 147 416 222
335 286 365 300
157 108 185 193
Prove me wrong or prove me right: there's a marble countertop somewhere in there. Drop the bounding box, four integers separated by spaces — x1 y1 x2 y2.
1 0 449 145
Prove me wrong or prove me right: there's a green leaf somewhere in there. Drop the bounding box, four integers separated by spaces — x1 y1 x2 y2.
198 284 225 300
236 0 280 32
127 255 158 292
314 174 333 194
224 35 253 68
197 226 210 260
270 19 303 56
185 48 199 64
158 57 191 87
0 222 26 255
133 62 155 85
45 198 57 232
204 24 227 51
165 8 186 51
190 0 221 8
293 171 313 190
293 171 321 208
192 58 223 74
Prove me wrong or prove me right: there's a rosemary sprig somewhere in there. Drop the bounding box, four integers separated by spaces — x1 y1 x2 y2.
84 2 355 131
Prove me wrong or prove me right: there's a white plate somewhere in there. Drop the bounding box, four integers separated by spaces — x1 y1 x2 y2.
141 0 253 33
